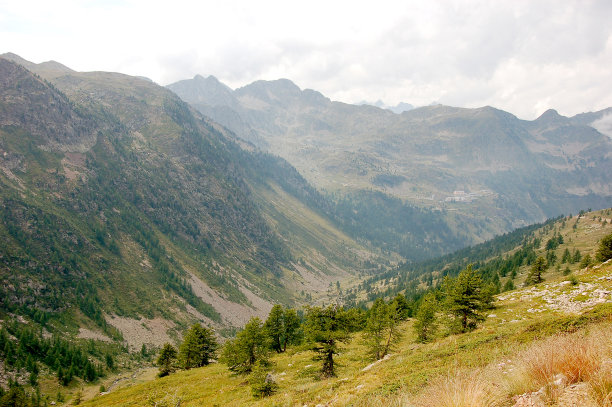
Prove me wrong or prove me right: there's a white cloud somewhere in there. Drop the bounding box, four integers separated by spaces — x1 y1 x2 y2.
1 0 611 119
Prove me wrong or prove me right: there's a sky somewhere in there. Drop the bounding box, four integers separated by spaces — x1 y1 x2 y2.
1 0 612 119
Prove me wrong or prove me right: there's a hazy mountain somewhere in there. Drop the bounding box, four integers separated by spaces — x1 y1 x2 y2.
167 76 612 241
358 100 415 113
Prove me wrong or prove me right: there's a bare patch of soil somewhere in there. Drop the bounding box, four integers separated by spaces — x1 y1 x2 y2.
77 327 113 343
188 272 272 328
105 315 175 351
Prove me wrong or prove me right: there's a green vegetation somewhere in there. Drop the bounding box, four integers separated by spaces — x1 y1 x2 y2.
363 298 402 360
413 292 438 343
263 304 301 353
526 256 547 285
0 322 106 386
2 56 612 405
303 305 351 378
220 318 269 375
443 265 494 333
156 343 177 378
178 323 218 369
596 232 612 262
249 361 278 399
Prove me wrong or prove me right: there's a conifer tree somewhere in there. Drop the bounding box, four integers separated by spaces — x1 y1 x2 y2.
580 253 593 268
249 361 278 399
561 247 572 264
281 308 301 352
363 298 401 359
363 298 388 360
221 317 268 374
264 305 284 353
526 256 547 285
178 323 218 369
156 343 177 377
413 292 438 342
303 305 350 378
596 232 612 262
390 293 411 320
445 265 493 333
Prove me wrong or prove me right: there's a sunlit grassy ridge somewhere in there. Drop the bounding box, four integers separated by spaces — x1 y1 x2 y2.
81 257 612 406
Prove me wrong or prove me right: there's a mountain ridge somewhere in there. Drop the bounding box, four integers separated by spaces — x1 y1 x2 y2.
0 55 394 348
167 75 612 242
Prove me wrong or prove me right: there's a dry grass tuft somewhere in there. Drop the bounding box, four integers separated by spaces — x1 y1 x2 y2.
410 325 612 407
413 369 503 407
507 326 612 404
589 361 612 407
521 333 601 384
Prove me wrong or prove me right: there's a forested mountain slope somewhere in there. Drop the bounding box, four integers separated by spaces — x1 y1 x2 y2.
0 55 388 347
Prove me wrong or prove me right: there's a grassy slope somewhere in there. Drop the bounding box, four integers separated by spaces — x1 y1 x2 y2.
366 208 612 304
79 211 612 407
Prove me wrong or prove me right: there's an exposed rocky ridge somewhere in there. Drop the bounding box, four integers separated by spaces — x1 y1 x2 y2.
0 59 98 152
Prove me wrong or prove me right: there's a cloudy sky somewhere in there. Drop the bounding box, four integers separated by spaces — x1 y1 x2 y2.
1 0 612 119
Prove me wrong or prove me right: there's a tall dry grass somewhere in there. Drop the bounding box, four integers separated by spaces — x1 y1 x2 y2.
405 325 612 407
508 326 612 404
413 369 503 407
588 361 612 407
520 333 602 384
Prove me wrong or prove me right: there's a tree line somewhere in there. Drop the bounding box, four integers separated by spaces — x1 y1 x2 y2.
155 264 494 399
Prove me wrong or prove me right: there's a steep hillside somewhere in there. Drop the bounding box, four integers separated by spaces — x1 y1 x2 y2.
0 55 387 347
168 76 612 244
362 208 612 308
77 210 612 406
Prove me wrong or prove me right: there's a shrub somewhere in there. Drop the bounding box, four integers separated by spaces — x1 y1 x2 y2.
596 233 612 263
250 362 278 398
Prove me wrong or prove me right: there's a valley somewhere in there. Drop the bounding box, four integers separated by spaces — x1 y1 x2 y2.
169 75 612 244
0 52 611 406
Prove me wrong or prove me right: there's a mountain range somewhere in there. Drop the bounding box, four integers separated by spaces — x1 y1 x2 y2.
168 75 612 242
1 52 611 349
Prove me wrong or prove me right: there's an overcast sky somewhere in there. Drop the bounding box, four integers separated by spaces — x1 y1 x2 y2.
1 0 612 119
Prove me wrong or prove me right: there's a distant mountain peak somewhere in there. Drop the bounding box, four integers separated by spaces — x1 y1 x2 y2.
537 108 562 120
0 52 74 73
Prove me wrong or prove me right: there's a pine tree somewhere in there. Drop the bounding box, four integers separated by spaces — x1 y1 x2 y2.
221 317 268 375
178 323 218 369
363 298 388 360
580 253 593 268
249 361 278 399
264 305 284 353
156 343 177 377
502 278 515 292
281 308 301 352
596 232 612 262
413 292 438 342
390 293 411 320
445 265 493 333
363 299 401 359
303 305 350 378
526 256 547 285
561 248 572 264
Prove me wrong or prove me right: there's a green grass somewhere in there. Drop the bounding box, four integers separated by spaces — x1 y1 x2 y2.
80 259 612 407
